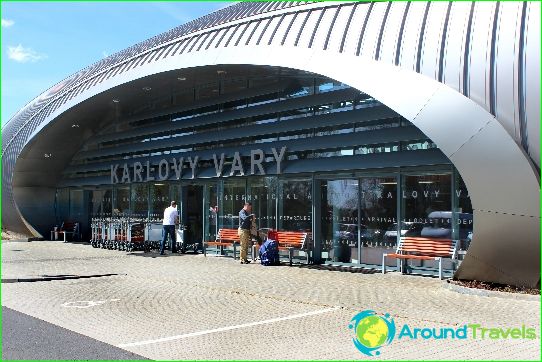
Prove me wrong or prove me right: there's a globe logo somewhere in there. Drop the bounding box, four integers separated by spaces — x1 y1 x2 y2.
349 310 396 356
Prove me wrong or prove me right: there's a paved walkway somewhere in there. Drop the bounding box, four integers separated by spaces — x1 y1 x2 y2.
1 240 540 360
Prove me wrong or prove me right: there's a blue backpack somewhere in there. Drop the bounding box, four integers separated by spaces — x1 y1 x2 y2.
259 239 280 266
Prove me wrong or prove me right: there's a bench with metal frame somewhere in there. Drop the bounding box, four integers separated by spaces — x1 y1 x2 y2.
51 221 80 242
204 228 240 258
253 231 310 266
382 237 457 279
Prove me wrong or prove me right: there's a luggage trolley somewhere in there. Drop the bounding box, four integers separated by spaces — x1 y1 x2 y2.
146 220 164 251
126 220 147 252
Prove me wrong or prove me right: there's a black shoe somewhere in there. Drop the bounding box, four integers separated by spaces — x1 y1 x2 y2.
241 259 251 264
160 252 165 255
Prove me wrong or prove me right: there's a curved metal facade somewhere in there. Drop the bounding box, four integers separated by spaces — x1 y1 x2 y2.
2 1 540 286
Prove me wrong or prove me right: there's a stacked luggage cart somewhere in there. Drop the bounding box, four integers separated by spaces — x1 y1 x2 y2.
90 213 185 252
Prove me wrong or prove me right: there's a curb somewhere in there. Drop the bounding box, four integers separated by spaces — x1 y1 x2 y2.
442 281 540 302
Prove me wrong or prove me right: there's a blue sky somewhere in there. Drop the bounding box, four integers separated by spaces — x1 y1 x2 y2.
1 1 230 126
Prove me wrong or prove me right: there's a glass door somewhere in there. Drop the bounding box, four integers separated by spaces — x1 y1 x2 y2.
203 183 219 242
247 177 278 232
182 183 204 251
320 179 359 264
219 179 246 229
400 173 452 273
359 176 398 266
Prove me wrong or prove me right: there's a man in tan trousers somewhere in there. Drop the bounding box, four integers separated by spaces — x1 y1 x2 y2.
238 202 254 264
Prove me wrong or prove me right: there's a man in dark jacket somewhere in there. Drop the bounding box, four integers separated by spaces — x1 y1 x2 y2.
238 202 254 264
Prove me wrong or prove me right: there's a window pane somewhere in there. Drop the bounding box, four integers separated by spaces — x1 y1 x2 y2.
359 177 397 265
131 184 148 218
279 179 312 232
320 179 359 263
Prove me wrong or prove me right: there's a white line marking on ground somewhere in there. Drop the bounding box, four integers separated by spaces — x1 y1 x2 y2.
62 299 120 308
118 306 340 348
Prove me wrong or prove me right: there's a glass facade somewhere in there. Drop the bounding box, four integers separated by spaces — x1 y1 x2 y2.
278 179 312 232
359 177 397 265
321 179 359 263
56 71 474 275
58 169 472 272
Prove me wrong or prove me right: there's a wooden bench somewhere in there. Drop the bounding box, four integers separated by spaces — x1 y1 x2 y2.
382 237 457 279
253 231 310 266
51 222 80 242
204 228 240 258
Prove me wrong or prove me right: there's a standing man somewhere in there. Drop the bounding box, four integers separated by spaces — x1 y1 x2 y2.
161 201 179 255
238 202 254 264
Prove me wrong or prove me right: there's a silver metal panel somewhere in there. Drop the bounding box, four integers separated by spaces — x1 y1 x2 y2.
398 1 427 71
296 9 320 48
524 1 541 167
310 6 336 50
445 2 472 95
455 210 540 287
325 4 352 53
358 1 387 59
450 119 539 217
419 1 448 80
341 3 369 55
190 32 210 52
214 27 232 48
412 82 491 156
205 28 226 49
270 13 294 46
467 1 496 112
282 10 307 47
258 16 282 46
493 1 522 139
378 1 408 64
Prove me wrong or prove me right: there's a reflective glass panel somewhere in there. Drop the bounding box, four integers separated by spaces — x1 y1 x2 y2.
131 184 149 219
150 183 170 220
220 179 246 229
114 187 130 216
359 177 397 266
320 179 359 263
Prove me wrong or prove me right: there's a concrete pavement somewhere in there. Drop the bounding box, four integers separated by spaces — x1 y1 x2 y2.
1 240 540 360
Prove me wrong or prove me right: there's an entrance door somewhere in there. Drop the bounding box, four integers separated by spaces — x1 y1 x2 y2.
182 185 204 251
359 176 398 266
320 179 359 264
203 184 219 242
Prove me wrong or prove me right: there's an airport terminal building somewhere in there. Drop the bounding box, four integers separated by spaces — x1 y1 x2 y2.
2 1 540 287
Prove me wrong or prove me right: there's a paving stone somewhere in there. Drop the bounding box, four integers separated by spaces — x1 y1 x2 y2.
1 241 539 360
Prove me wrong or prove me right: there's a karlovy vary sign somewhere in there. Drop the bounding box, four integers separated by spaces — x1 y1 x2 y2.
110 147 287 184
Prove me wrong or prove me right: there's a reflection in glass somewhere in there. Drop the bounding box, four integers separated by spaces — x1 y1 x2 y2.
55 188 70 224
400 173 455 272
150 183 170 220
247 177 278 231
279 179 312 232
90 189 112 217
454 172 474 251
131 184 148 219
359 177 397 265
114 187 130 216
402 174 452 237
183 185 204 249
220 179 246 229
204 184 219 242
70 190 84 221
321 180 358 263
